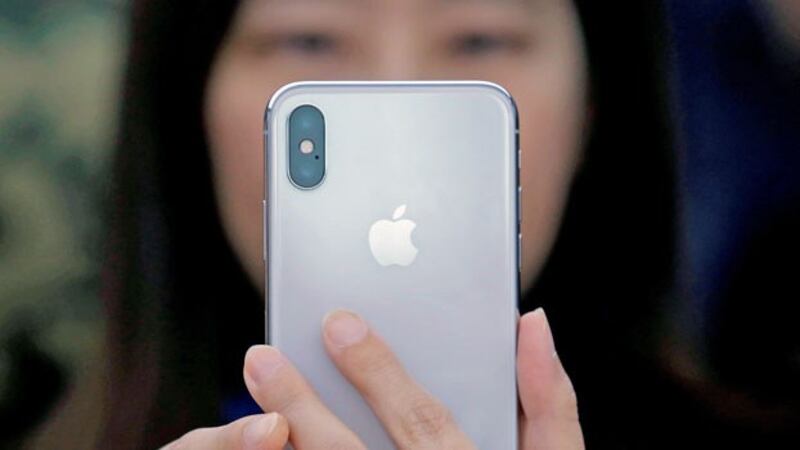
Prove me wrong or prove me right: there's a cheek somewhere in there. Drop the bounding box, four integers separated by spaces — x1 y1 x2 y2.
205 56 271 290
517 86 583 288
507 54 587 292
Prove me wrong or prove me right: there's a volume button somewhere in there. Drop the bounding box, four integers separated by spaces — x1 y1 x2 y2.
262 200 267 262
517 186 522 226
516 149 522 209
517 233 522 272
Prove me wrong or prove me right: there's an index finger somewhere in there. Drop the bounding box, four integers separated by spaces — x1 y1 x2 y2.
243 345 367 450
321 309 476 450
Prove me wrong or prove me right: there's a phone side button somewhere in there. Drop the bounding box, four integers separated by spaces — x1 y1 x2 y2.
518 233 522 272
517 186 522 226
262 200 267 262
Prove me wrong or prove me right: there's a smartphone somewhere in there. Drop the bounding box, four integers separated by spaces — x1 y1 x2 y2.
264 81 520 448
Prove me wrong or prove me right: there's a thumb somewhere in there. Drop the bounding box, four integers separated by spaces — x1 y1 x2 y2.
517 308 585 450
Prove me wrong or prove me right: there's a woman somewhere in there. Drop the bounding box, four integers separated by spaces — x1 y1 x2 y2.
28 0 674 448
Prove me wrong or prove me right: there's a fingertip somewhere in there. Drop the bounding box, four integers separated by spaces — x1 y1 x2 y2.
520 307 547 330
243 344 266 370
322 309 369 349
518 308 552 363
244 344 273 361
517 308 561 414
243 345 285 389
520 308 547 334
518 308 580 429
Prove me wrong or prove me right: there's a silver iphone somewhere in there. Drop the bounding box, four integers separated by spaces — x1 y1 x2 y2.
264 81 520 449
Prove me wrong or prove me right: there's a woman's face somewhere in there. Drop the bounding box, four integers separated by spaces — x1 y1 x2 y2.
205 0 588 295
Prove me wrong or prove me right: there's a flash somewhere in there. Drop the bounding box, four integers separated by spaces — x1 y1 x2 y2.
299 139 314 154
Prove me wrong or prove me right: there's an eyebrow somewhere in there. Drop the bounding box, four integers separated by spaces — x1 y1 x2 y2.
254 0 529 4
246 0 538 16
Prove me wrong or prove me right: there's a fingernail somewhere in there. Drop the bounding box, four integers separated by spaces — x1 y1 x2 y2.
242 413 278 450
533 308 557 359
246 346 285 385
323 309 368 348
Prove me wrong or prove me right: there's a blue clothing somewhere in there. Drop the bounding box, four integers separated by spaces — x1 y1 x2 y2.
220 389 263 423
668 0 800 342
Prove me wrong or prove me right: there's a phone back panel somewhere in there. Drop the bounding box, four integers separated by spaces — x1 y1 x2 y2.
265 81 519 449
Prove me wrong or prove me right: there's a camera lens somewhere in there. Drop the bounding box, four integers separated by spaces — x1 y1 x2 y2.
299 139 314 154
288 105 325 188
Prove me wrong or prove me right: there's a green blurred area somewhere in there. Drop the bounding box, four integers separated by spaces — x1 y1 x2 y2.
0 0 127 439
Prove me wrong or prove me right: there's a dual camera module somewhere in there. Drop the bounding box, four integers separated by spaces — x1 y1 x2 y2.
288 105 326 188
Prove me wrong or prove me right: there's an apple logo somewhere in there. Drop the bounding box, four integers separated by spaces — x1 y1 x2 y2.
368 204 419 266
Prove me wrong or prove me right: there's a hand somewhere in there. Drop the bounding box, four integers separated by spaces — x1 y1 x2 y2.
160 412 290 450
242 307 584 449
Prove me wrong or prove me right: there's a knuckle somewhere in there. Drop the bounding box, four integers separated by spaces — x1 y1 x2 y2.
398 397 454 446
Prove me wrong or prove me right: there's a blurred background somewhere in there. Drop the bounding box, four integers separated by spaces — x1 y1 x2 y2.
1 0 798 447
0 0 125 443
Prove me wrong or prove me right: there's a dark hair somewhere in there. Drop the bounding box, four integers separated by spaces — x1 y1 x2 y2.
101 1 250 447
529 2 676 445
101 1 675 448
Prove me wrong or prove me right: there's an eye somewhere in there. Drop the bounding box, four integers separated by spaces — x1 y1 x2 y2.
279 32 339 55
450 32 526 56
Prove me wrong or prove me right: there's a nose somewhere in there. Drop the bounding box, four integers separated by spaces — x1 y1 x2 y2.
365 15 425 80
